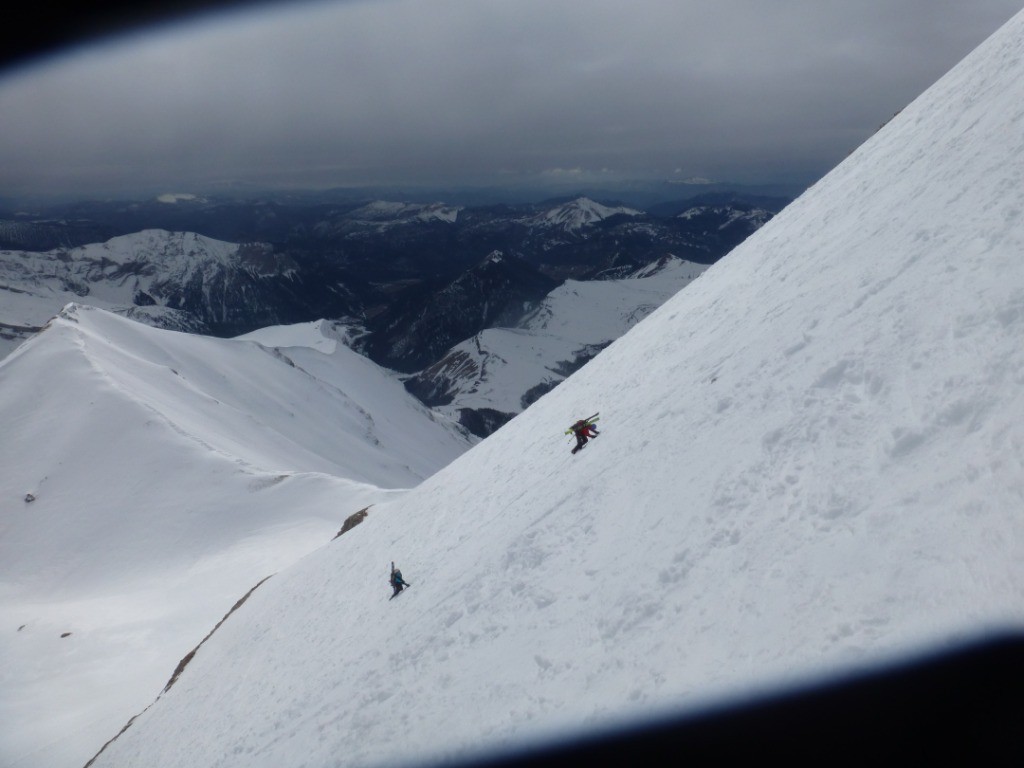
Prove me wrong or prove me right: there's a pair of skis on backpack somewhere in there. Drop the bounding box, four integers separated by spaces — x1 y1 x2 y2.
564 412 600 435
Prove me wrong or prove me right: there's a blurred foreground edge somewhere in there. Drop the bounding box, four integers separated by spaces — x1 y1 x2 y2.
445 632 1024 767
1 1 255 70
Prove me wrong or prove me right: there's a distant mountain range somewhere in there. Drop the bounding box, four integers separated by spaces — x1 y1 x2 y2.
0 193 782 432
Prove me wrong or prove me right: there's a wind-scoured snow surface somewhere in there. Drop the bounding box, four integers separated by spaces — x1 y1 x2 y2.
87 11 1024 768
0 309 474 768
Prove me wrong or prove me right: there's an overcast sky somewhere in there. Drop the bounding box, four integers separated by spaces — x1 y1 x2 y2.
1 0 1022 200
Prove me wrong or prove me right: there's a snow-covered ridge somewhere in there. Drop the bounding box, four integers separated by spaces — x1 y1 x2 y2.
677 204 773 229
76 229 238 267
236 318 344 355
0 229 296 358
0 228 239 277
347 200 462 224
528 196 642 231
0 304 476 768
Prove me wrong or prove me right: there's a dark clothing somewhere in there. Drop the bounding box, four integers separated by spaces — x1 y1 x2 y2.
390 566 408 597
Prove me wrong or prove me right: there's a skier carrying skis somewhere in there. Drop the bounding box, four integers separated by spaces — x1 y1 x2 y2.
570 418 599 454
390 561 410 598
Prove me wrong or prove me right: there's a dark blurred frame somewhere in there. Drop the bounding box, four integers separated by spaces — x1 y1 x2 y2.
5 6 1023 767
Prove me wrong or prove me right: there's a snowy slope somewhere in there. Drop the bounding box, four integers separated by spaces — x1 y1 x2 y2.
0 308 474 768
87 9 1024 768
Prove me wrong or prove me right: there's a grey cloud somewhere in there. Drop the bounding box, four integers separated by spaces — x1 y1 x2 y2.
1 0 1022 197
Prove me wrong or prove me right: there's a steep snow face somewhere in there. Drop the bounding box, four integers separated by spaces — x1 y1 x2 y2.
89 10 1024 768
0 307 475 768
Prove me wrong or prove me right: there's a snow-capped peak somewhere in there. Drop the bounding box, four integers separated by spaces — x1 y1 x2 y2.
533 197 642 231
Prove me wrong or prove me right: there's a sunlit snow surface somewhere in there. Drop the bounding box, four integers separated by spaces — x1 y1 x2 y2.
0 309 474 768
80 10 1024 768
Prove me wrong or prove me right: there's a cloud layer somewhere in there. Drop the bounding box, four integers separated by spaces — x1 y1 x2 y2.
1 0 1022 197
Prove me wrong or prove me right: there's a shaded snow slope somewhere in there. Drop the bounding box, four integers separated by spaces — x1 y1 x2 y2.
90 10 1024 768
0 307 475 768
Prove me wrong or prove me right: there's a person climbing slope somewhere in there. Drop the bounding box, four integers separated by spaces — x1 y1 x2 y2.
567 414 600 454
389 561 411 599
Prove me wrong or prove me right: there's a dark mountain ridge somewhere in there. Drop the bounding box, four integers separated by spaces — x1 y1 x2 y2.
1 193 782 379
